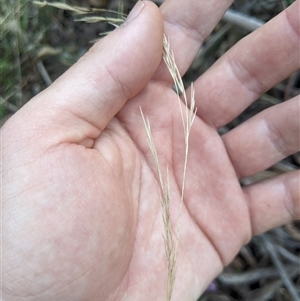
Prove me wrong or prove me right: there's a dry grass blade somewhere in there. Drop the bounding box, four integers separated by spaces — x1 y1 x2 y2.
33 1 126 26
140 35 197 301
33 0 126 15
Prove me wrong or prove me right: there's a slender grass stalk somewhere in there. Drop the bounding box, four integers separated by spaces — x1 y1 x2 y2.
141 35 197 301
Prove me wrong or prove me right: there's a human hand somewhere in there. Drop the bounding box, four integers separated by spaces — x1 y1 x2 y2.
2 1 299 300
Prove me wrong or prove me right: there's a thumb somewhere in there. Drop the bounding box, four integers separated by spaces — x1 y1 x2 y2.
14 1 163 145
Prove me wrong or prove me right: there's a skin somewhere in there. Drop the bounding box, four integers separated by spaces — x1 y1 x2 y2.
2 0 299 300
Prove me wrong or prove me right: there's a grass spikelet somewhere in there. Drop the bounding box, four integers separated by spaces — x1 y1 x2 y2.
141 35 197 301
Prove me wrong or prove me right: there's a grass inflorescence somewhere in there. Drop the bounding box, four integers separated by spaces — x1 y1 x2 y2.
141 35 197 301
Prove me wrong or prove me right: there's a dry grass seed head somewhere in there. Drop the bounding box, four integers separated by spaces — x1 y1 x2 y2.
141 36 197 301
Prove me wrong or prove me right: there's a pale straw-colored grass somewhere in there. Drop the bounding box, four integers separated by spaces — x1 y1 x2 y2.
33 1 126 27
141 35 197 301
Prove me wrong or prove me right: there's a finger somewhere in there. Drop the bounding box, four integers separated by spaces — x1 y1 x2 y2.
8 1 163 145
190 0 300 128
154 0 233 80
222 96 300 178
243 170 300 236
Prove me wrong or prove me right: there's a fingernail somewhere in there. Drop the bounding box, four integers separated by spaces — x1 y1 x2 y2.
124 1 144 24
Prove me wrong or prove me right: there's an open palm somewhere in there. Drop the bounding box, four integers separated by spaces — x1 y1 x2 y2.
2 1 299 300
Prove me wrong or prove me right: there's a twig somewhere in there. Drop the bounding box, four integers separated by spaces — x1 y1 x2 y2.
222 9 265 32
218 265 298 285
245 279 282 301
36 60 52 86
261 234 300 301
0 98 19 113
152 2 265 32
277 245 300 264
